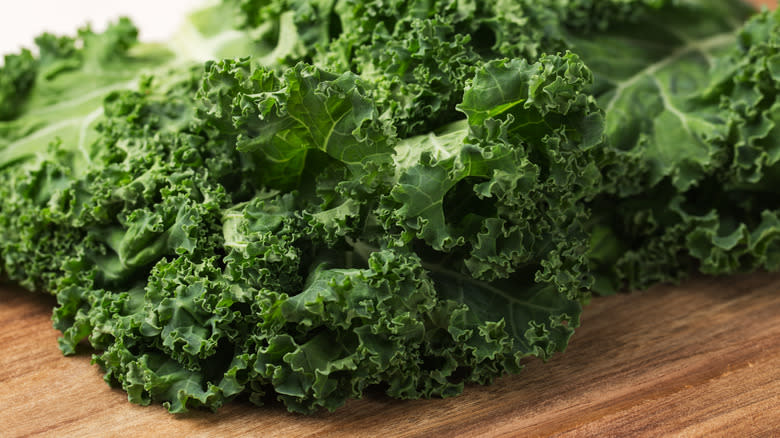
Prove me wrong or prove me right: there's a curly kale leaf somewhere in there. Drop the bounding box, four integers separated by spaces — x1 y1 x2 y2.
228 0 339 64
389 54 602 282
3 0 778 417
0 50 37 121
0 18 154 171
197 58 395 193
577 2 778 293
14 51 594 414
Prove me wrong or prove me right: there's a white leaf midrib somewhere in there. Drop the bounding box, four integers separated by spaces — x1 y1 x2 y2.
603 31 737 114
3 8 250 163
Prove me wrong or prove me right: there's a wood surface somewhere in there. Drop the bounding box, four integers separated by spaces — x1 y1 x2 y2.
1 273 779 437
753 0 777 8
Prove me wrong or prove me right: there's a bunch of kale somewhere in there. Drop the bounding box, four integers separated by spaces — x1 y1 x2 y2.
0 0 777 413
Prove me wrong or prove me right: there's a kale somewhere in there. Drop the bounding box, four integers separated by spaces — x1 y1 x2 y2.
0 0 776 413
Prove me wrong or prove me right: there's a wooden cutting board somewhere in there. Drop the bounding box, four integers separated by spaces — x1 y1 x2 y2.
1 273 778 437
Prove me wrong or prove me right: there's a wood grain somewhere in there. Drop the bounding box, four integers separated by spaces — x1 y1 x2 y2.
1 273 778 437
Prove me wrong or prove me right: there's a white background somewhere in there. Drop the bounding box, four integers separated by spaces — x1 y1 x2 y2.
0 1 204 55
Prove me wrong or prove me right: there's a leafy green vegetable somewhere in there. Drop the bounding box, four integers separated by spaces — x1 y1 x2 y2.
577 1 780 293
0 0 777 415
